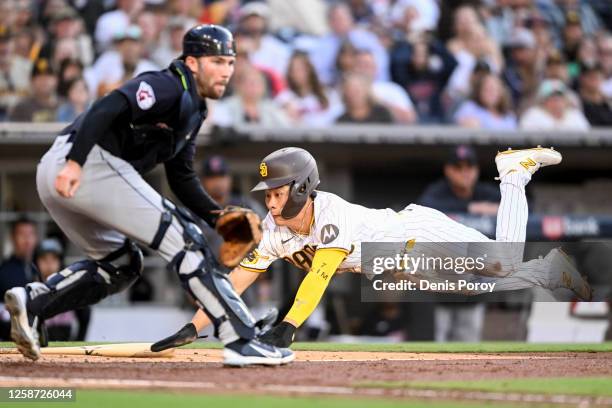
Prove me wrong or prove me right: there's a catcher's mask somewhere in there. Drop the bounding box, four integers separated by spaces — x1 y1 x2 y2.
251 147 320 219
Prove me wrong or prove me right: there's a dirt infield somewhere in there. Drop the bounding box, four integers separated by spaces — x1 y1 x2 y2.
1 349 612 402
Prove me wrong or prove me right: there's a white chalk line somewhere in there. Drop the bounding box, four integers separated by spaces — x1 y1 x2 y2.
0 375 610 405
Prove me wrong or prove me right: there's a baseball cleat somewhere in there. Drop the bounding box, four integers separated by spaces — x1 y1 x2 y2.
223 338 295 367
495 146 562 179
4 287 41 361
545 248 593 301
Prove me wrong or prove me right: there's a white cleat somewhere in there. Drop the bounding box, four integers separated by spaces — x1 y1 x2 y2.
495 146 562 179
4 287 41 361
545 248 593 301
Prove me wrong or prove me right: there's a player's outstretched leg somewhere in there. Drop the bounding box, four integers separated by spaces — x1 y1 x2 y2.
491 147 590 298
4 239 143 360
494 146 562 244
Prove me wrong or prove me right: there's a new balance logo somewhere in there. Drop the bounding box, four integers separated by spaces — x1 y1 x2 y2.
520 158 537 170
320 224 339 244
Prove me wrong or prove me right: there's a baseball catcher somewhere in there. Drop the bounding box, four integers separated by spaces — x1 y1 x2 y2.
152 146 592 350
4 25 293 366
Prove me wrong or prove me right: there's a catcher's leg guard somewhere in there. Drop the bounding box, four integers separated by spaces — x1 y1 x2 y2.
158 200 257 344
27 240 143 319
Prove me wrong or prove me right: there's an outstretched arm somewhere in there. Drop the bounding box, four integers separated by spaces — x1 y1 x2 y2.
259 248 347 347
150 266 261 352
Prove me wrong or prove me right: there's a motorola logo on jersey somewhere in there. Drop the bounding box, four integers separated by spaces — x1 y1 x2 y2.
320 224 339 244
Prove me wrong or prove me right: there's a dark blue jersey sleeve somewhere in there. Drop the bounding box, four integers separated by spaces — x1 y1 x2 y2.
116 71 183 122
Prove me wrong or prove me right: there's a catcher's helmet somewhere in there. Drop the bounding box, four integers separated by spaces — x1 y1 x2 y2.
252 147 320 219
181 25 236 59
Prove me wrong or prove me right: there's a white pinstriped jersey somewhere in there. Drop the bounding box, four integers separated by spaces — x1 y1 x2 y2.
239 191 400 273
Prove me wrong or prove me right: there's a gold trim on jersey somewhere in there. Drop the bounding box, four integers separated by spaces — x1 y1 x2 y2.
240 265 268 273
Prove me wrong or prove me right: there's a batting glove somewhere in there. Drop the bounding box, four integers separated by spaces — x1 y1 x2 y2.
258 321 296 348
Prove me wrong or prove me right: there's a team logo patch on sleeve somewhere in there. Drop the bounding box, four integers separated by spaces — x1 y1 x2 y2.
136 81 156 110
320 224 340 244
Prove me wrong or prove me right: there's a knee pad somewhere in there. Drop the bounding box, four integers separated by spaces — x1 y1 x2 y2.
27 240 143 319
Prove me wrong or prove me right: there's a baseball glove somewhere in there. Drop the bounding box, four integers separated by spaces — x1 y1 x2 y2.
214 206 262 267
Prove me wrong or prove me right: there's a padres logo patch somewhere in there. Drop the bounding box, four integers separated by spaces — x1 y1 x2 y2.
242 248 268 265
259 163 268 177
320 224 339 244
136 81 156 110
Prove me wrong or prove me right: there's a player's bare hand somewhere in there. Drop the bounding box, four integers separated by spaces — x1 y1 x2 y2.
55 160 82 198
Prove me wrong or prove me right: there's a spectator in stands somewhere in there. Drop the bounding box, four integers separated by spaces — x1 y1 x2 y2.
336 73 393 124
561 11 583 65
0 217 38 299
578 62 612 127
231 31 286 97
446 5 504 101
237 2 291 79
389 0 440 36
519 79 590 131
419 145 498 342
547 0 603 38
56 76 90 122
136 6 162 59
9 58 59 122
503 28 539 109
544 50 570 84
577 37 598 67
331 40 358 86
41 7 94 68
0 27 32 102
57 58 84 98
598 34 612 99
211 64 290 127
275 51 341 126
94 0 144 51
151 16 189 67
33 238 91 341
168 0 202 23
453 73 517 130
84 25 158 97
354 48 417 124
390 36 457 123
311 2 388 85
0 27 25 121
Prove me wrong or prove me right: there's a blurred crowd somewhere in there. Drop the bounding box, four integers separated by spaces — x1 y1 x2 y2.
0 0 611 129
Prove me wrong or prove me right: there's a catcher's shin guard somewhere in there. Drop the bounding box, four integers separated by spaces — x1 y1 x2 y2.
161 200 257 344
27 240 143 319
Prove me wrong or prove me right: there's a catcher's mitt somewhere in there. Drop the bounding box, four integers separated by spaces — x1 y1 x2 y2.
214 206 262 267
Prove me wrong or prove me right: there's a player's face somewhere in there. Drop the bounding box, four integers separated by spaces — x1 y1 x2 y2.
265 185 290 222
194 55 235 99
445 162 479 191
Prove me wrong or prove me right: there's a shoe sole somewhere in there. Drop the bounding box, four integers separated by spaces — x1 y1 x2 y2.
222 348 294 367
556 250 593 301
496 147 562 166
4 291 40 361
